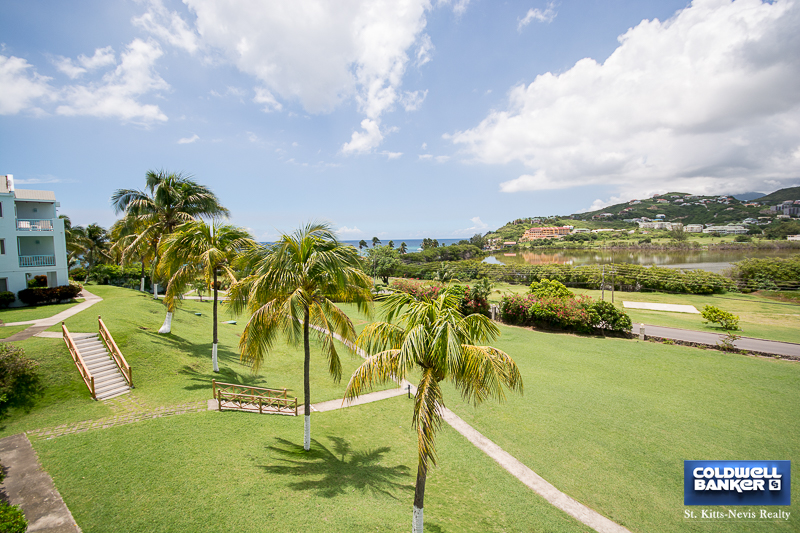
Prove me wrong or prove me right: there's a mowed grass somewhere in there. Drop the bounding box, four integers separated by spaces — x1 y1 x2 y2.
488 282 800 343
34 398 589 533
0 285 388 437
0 299 80 323
439 324 800 533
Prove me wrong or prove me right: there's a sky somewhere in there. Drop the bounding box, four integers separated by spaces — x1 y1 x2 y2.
1 0 799 240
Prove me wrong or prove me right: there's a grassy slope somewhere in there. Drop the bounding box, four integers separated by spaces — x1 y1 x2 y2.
34 399 589 533
0 300 79 323
488 283 800 344
0 285 387 437
442 324 799 533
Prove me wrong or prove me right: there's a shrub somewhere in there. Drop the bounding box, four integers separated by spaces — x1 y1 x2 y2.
499 293 631 335
0 344 42 420
727 255 800 291
733 235 751 243
90 263 144 286
17 284 82 306
451 284 490 317
0 500 27 533
590 300 633 332
529 279 573 299
0 292 14 308
389 279 442 300
27 275 48 288
69 266 87 280
701 305 740 330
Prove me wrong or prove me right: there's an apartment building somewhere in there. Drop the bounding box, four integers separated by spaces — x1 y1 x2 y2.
520 226 572 241
0 175 69 303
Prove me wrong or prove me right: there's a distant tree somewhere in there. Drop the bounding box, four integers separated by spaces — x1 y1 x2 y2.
669 227 688 241
399 242 408 254
359 239 368 250
372 236 381 247
421 238 432 250
432 239 439 248
764 220 800 240
366 245 401 284
470 233 486 249
83 224 113 282
387 240 394 248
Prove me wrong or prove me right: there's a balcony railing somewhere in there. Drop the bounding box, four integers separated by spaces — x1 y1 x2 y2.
19 255 56 267
17 219 54 231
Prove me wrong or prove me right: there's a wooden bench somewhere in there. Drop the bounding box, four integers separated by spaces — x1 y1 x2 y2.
212 380 298 416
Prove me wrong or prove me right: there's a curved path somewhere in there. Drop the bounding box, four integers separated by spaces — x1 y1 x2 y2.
1 289 103 343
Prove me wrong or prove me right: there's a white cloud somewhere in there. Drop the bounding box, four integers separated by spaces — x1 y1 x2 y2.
342 118 385 154
435 155 450 163
454 0 800 199
178 134 199 144
518 2 557 31
53 57 86 79
421 142 427 150
253 87 283 112
401 89 428 111
453 216 489 235
183 0 433 151
416 34 434 66
336 225 363 236
56 39 169 124
133 0 200 53
0 55 53 114
419 154 433 160
54 47 116 79
380 151 403 159
437 0 471 16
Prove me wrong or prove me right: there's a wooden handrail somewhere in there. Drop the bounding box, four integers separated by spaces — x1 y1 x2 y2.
63 322 96 400
98 316 132 388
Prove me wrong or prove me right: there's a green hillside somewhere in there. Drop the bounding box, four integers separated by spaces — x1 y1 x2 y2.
757 186 800 203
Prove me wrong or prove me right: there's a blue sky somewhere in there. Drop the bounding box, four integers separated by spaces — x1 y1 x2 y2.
2 0 799 240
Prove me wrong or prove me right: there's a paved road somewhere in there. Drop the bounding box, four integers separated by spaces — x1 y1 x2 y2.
633 323 800 358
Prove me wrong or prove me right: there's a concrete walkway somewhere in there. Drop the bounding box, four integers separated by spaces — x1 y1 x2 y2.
1 289 102 343
634 323 800 359
0 434 81 532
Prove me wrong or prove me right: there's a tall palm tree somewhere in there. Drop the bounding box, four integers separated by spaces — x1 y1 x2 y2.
399 242 407 254
83 223 113 282
358 239 368 251
111 170 229 332
110 217 154 292
229 222 372 451
159 221 256 371
59 215 89 271
344 287 522 533
372 236 381 247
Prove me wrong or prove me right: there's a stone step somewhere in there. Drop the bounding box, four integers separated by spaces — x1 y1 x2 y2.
79 346 108 357
97 386 131 400
86 360 116 373
82 352 110 362
93 367 121 380
95 376 127 391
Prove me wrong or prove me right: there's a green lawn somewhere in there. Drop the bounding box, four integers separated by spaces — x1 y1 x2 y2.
488 282 800 343
0 285 388 437
0 299 80 323
34 399 589 533
0 324 29 339
441 324 800 533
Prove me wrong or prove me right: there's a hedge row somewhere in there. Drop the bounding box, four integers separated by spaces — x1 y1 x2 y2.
17 284 82 305
500 293 632 335
394 260 734 294
388 279 490 317
726 254 800 291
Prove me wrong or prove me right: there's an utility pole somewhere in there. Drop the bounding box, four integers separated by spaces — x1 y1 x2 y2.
601 265 605 301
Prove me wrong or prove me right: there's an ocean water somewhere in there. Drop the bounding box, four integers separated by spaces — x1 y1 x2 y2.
342 238 465 253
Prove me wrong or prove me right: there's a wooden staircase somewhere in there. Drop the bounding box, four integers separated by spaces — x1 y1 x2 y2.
63 317 133 400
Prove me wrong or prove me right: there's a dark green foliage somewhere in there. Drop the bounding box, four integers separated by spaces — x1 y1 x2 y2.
451 284 490 316
0 344 42 420
590 301 633 332
762 220 800 240
26 275 47 289
733 235 751 242
365 246 401 284
727 254 800 291
500 293 631 335
68 267 87 280
401 244 483 263
756 186 800 203
89 263 145 286
17 285 82 306
0 500 28 533
0 292 14 308
529 279 573 299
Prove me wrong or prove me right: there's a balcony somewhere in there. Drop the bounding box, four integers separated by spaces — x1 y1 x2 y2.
19 255 56 267
17 219 54 232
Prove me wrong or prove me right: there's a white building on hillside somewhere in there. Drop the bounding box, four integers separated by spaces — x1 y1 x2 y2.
0 175 69 304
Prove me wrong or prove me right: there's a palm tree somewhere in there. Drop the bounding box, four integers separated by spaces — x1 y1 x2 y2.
159 220 256 371
372 236 381 247
229 222 372 451
399 242 407 254
83 223 113 282
111 170 229 332
358 239 368 251
387 240 394 248
110 216 154 292
59 215 88 272
344 287 522 533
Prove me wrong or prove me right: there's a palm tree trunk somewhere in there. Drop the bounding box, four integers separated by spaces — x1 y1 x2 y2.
212 268 219 372
303 305 311 451
413 461 427 533
140 259 146 292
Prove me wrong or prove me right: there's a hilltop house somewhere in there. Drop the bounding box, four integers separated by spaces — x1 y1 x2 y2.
0 175 69 304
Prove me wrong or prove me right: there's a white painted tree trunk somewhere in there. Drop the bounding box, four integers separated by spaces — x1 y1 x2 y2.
158 311 172 334
153 283 158 299
140 277 145 292
412 506 423 533
304 414 311 451
212 343 219 372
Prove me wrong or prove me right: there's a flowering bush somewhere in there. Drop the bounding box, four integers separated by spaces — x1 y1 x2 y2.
500 293 631 335
390 279 442 300
452 284 490 316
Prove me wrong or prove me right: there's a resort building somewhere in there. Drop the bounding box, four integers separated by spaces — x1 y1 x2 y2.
0 175 69 303
520 226 572 241
684 224 704 233
702 225 747 235
637 221 682 230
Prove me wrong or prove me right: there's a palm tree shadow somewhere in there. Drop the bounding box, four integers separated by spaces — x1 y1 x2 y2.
257 436 413 499
177 365 278 391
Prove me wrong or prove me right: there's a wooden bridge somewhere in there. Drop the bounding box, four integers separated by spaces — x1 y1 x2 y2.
212 380 297 415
